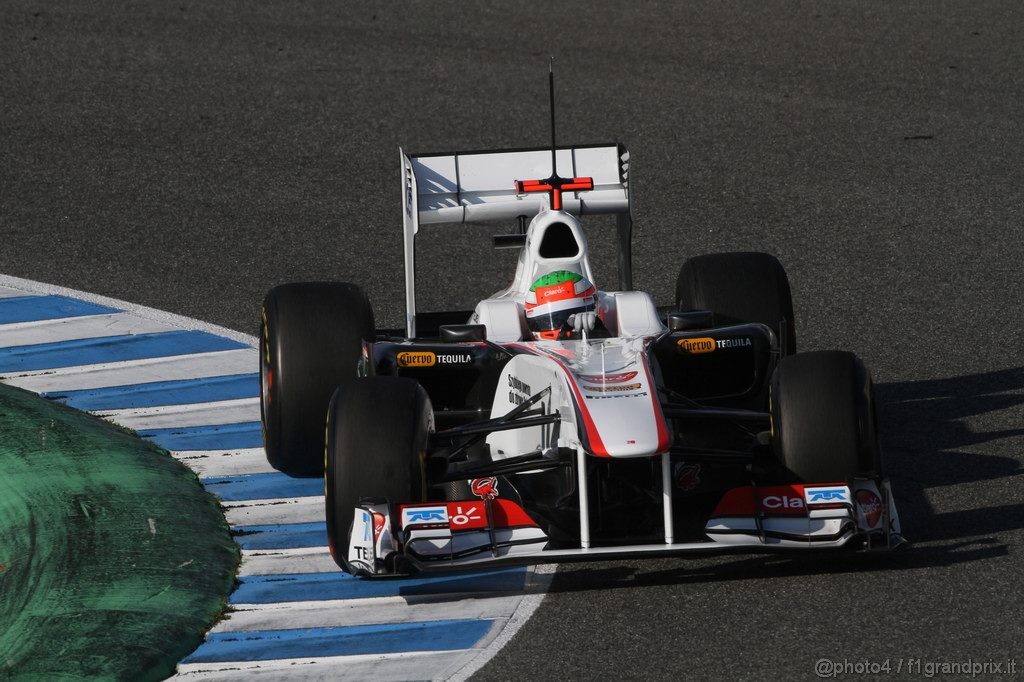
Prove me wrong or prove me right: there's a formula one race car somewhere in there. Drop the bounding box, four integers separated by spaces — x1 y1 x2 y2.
259 143 904 577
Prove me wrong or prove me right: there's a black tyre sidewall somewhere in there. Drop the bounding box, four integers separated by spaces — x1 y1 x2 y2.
325 377 432 572
771 351 880 483
260 282 374 475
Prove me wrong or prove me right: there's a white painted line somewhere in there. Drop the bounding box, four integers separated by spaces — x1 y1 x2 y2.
225 496 325 528
172 650 482 681
215 596 523 633
0 312 178 347
172 448 276 478
1 348 256 392
239 547 339 577
0 274 257 347
98 397 260 430
447 563 557 682
229 594 408 612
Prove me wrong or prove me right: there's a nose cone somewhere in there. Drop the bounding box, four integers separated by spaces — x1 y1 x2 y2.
562 339 670 458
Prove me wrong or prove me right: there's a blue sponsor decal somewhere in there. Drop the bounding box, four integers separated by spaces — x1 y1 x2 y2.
360 509 373 543
402 506 448 526
804 487 851 504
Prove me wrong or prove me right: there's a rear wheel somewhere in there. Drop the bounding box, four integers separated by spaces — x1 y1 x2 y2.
676 251 796 354
770 350 881 483
325 377 432 572
260 282 374 475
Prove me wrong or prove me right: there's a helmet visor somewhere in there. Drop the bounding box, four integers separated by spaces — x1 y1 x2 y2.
526 302 596 333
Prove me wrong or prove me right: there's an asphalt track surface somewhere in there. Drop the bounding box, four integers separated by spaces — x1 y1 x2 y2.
3 2 1023 679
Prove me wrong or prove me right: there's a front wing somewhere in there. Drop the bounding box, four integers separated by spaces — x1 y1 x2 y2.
345 480 905 576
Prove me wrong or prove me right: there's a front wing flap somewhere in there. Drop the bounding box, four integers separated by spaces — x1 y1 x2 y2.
346 479 904 577
704 479 901 548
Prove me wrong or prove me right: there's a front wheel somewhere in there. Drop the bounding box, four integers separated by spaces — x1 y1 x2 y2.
770 350 881 483
325 377 433 572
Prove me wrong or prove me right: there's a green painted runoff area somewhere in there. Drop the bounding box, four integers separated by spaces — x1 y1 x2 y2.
0 383 238 680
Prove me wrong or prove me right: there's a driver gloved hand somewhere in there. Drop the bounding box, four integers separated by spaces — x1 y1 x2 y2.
568 311 597 333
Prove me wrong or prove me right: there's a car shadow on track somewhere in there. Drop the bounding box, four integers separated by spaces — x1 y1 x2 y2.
878 366 1024 537
542 538 1009 593
543 367 1024 591
880 366 1024 484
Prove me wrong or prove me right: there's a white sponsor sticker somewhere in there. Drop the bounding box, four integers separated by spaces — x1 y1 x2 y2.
348 508 375 567
401 505 449 527
803 486 852 505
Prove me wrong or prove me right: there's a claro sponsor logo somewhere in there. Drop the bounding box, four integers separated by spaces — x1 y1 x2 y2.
448 503 484 529
677 337 716 354
761 495 804 510
542 284 571 297
397 351 436 367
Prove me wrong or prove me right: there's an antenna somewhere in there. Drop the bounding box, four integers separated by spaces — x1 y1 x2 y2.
513 60 594 212
549 57 557 177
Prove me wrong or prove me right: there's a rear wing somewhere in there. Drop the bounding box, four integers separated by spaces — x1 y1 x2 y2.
400 144 634 337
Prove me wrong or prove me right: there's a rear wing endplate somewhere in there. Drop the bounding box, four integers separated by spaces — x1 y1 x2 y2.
400 144 634 337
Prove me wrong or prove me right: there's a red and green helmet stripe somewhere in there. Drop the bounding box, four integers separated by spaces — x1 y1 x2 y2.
525 270 596 311
529 271 583 291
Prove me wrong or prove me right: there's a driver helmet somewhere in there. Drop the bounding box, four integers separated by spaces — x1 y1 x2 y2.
524 270 597 340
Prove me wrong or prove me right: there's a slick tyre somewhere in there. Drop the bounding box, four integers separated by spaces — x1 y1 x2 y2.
325 377 432 573
260 282 374 475
676 252 797 354
770 351 881 483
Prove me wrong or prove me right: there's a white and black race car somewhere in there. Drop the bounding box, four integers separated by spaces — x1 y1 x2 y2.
259 142 904 576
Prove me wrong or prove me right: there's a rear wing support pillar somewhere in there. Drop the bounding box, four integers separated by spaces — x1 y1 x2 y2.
401 150 419 338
